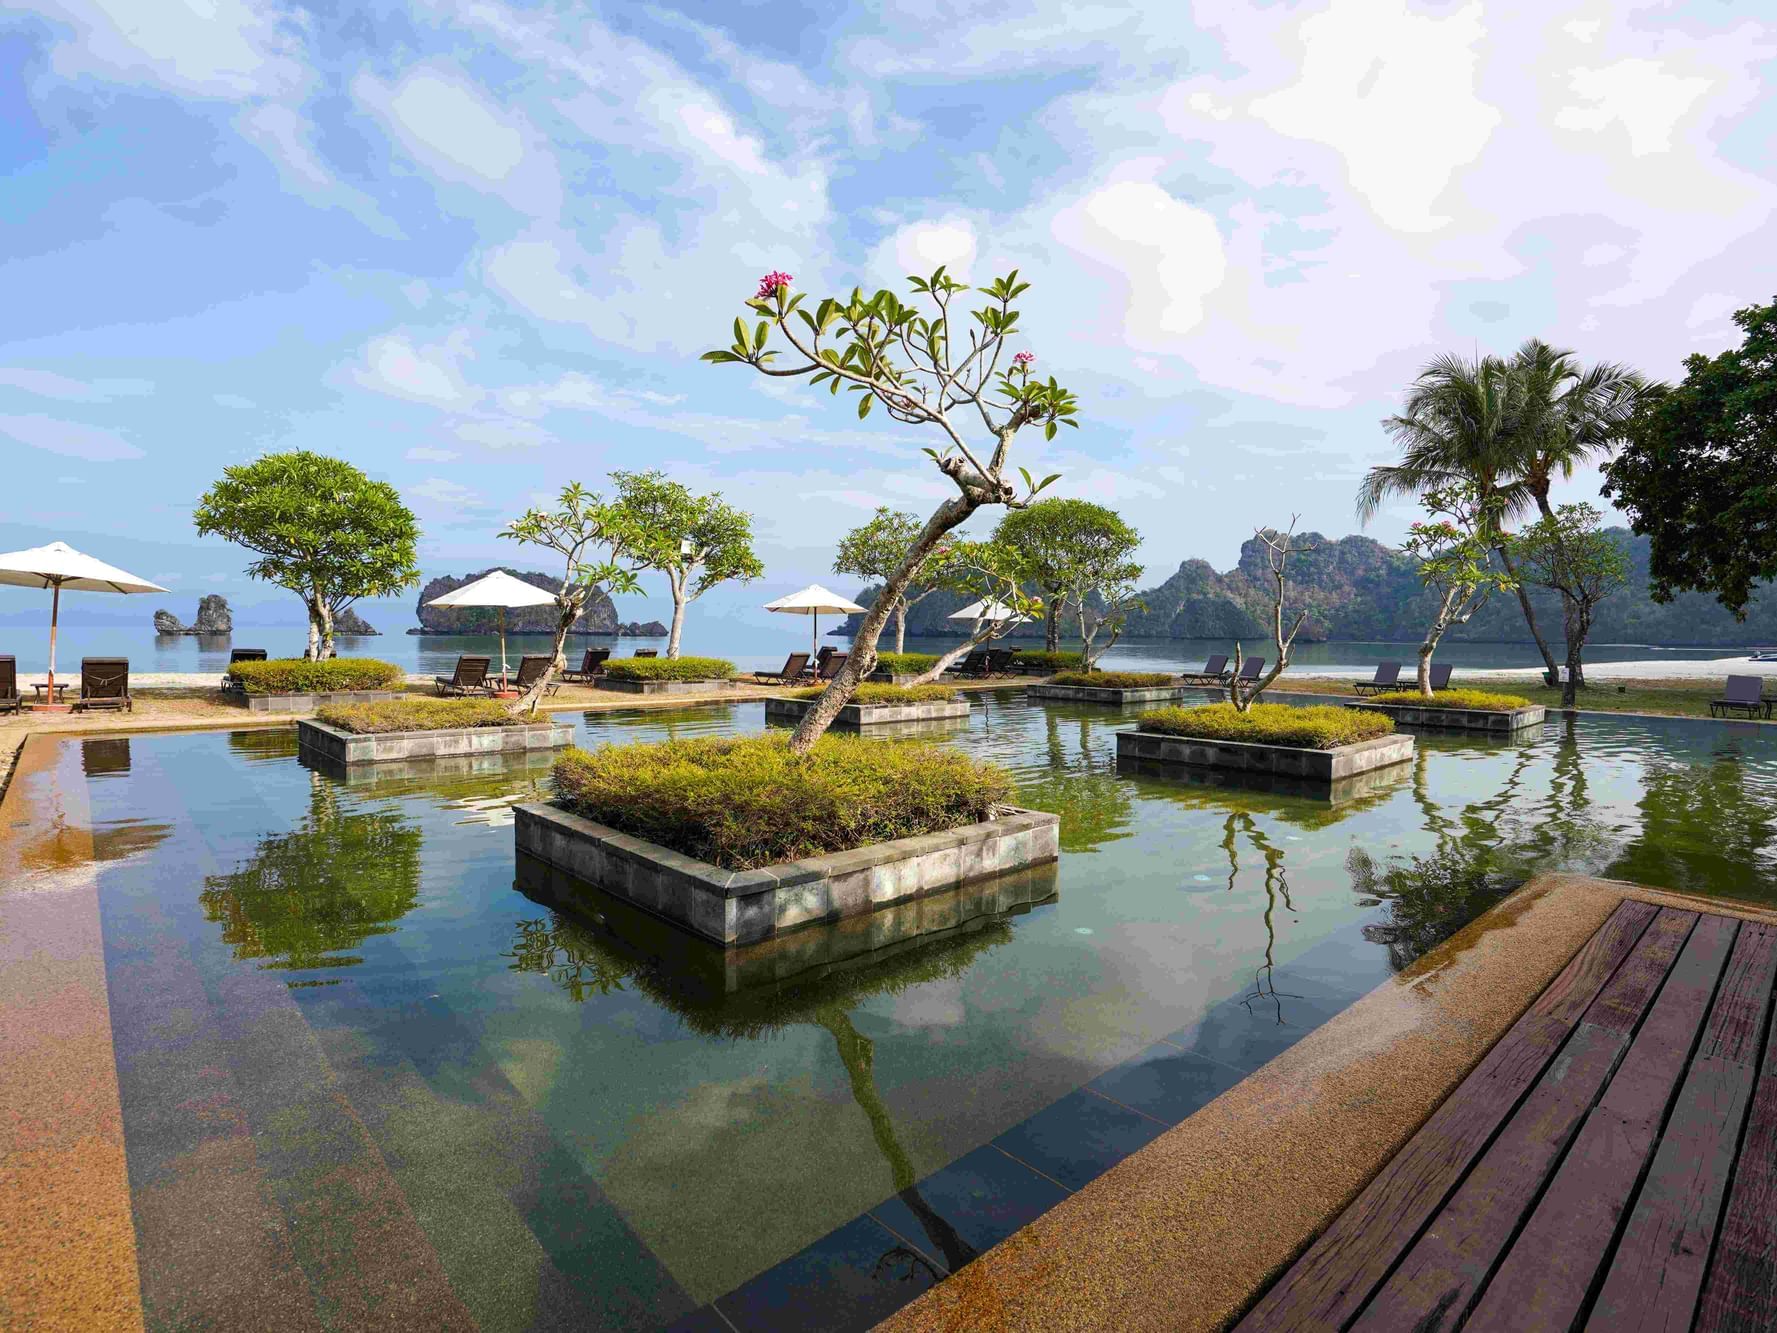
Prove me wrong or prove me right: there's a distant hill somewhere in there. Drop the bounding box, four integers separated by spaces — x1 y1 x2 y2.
410 568 617 635
838 528 1777 646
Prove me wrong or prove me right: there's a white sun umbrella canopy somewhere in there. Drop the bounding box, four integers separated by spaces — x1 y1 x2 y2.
948 598 1027 624
426 570 558 687
763 583 866 658
0 540 167 701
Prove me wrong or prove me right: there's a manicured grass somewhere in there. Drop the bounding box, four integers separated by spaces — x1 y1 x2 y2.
1363 688 1534 711
315 698 518 734
873 652 941 674
229 657 405 695
1047 671 1177 688
1136 702 1395 749
600 655 736 682
1283 674 1760 721
552 733 1014 870
789 683 959 703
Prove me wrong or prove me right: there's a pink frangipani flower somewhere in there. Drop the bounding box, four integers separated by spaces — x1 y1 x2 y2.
1012 350 1035 368
755 271 794 299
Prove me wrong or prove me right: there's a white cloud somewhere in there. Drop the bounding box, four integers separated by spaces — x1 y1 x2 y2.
409 476 487 509
236 103 403 237
0 368 153 401
1049 181 1227 344
1555 58 1714 155
873 217 979 284
404 445 459 462
454 418 546 450
23 0 308 99
348 332 478 407
0 413 144 461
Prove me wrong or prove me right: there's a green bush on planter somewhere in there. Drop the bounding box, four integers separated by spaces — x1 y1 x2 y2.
1364 688 1534 711
316 698 518 734
551 733 1012 869
1048 671 1176 689
1137 702 1394 750
1013 650 1087 671
789 683 959 704
872 652 941 674
229 657 406 695
600 655 736 682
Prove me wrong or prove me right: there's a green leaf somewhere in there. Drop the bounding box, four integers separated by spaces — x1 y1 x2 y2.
1045 422 1057 440
858 393 874 419
732 317 750 354
1037 473 1061 492
754 320 769 351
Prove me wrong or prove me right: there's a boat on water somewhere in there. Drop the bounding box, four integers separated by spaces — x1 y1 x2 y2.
1751 648 1777 662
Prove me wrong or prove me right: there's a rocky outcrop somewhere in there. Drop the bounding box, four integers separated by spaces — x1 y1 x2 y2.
411 568 618 635
618 620 669 636
334 608 378 635
154 596 234 635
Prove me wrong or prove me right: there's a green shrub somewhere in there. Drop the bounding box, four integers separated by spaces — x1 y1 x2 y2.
229 657 406 695
789 683 959 704
1013 650 1086 671
1365 688 1534 711
1136 702 1394 749
601 655 736 682
1049 671 1177 688
872 652 941 674
316 698 517 734
552 733 1013 869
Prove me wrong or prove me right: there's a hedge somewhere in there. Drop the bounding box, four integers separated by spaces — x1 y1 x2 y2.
600 655 735 682
789 683 959 704
315 698 518 734
552 733 1012 869
1012 650 1086 671
228 657 406 696
1364 689 1534 711
1048 671 1176 689
872 652 941 674
1136 702 1394 749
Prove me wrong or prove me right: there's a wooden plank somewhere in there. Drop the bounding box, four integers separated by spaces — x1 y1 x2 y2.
1465 912 1739 1333
1236 899 1658 1331
1587 921 1777 1333
1350 908 1697 1332
1696 981 1777 1333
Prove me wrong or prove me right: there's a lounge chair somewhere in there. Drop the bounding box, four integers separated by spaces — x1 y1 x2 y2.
950 649 992 679
1233 657 1266 684
434 655 493 696
994 647 1022 677
634 649 658 659
1429 664 1454 692
1711 675 1773 720
754 652 810 685
985 647 1017 677
1353 661 1402 696
220 647 267 693
1178 654 1231 686
73 658 132 713
512 655 561 697
0 656 19 716
812 652 848 682
560 648 610 683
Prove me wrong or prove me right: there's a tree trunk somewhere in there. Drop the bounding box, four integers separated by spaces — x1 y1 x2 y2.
909 621 1006 685
1562 599 1590 707
1076 601 1096 672
666 576 687 659
304 605 322 661
316 601 336 660
791 496 977 751
1417 587 1461 697
510 593 581 717
1497 544 1558 680
894 602 907 655
1043 599 1060 652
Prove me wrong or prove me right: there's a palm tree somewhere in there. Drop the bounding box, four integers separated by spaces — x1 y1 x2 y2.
1359 345 1645 680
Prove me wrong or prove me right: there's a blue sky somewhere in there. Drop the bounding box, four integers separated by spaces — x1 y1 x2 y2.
3 0 1774 630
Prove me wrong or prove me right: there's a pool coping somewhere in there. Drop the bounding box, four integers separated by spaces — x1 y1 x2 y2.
875 873 1777 1332
762 696 973 726
1027 682 1189 705
1343 699 1547 732
294 715 574 764
1114 727 1414 781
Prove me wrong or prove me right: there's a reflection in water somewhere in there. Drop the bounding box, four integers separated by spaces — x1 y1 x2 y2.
508 860 1057 1276
1607 748 1777 898
1016 711 1134 852
227 727 300 764
81 737 131 777
1218 812 1302 1024
199 770 422 979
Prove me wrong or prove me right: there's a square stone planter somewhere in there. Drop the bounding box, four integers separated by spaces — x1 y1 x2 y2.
300 745 558 786
1344 700 1547 733
763 695 972 727
1028 683 1188 706
1115 752 1412 806
1115 727 1414 781
297 717 574 766
593 677 731 695
866 671 928 686
512 801 1061 946
237 688 404 713
515 852 1060 996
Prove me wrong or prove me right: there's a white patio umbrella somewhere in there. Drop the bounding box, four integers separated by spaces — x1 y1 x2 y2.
426 570 558 689
0 541 167 708
948 598 1027 625
763 583 866 658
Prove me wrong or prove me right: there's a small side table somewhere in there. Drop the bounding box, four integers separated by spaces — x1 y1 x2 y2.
31 682 71 703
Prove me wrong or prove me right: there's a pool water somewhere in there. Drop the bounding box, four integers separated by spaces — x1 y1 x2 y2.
74 694 1777 1329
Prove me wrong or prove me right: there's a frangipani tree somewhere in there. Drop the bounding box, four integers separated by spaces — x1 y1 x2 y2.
1401 485 1516 697
833 506 962 654
609 470 763 658
993 498 1134 653
1509 503 1628 707
907 539 1044 684
705 267 1078 750
500 483 643 712
1229 520 1315 712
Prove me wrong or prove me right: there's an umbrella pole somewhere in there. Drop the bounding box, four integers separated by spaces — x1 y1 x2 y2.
499 607 509 689
47 580 59 702
812 611 818 661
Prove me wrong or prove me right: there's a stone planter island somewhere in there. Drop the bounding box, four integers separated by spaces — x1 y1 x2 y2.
1028 672 1188 707
592 655 736 695
764 694 971 728
1115 701 1413 784
514 802 1058 946
240 688 405 714
297 716 573 767
1345 694 1546 734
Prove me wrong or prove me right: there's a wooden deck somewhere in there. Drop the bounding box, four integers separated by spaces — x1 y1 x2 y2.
1239 899 1777 1332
